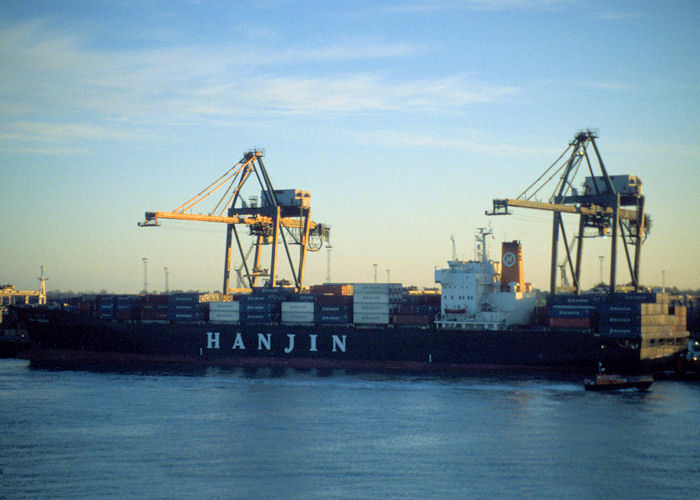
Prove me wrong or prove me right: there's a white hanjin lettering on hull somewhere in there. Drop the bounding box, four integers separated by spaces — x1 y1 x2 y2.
205 332 350 354
258 333 272 351
284 334 295 353
232 333 245 350
206 331 220 349
332 335 346 353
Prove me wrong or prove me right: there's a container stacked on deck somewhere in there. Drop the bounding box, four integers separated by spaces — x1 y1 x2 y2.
311 284 353 324
96 295 115 321
115 295 138 320
281 293 315 325
239 287 288 324
141 294 169 321
168 293 203 321
392 292 440 326
353 283 402 325
598 292 674 337
597 292 688 363
209 300 239 324
546 293 602 329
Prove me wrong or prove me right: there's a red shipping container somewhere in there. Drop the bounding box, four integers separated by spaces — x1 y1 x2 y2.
549 317 591 329
392 314 431 325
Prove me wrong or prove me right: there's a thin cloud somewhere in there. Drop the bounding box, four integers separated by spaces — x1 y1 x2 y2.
0 20 519 135
376 0 575 14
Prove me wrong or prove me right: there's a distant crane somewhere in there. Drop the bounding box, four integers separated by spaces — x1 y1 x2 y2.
487 130 650 294
139 150 330 293
558 235 578 288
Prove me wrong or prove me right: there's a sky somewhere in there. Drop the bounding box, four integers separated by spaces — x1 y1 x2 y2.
1 0 698 294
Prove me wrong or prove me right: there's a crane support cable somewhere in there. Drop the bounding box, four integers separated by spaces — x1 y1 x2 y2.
516 143 573 200
173 155 257 214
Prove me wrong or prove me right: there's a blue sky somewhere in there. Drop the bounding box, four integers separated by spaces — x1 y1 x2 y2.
1 0 698 293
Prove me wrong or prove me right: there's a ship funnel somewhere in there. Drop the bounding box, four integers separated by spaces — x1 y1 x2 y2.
501 241 524 291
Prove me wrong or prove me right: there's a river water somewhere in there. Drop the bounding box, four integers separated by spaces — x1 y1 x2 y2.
1 359 699 499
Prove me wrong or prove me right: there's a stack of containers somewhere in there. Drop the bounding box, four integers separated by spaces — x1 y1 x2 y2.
96 295 115 321
392 292 440 326
78 298 93 315
314 295 353 324
168 293 202 321
353 283 403 325
209 300 240 324
598 293 672 338
239 288 287 323
115 295 138 320
546 293 603 329
141 295 169 321
281 294 315 325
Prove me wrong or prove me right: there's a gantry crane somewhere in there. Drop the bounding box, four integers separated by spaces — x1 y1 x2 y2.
487 130 651 295
139 150 330 294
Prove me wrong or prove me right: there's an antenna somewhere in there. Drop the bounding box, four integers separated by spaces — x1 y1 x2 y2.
450 234 456 260
142 258 148 294
326 245 332 283
37 265 47 305
373 264 378 283
164 267 169 294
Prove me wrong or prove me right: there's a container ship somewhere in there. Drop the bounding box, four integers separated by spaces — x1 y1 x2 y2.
15 132 692 373
19 230 689 374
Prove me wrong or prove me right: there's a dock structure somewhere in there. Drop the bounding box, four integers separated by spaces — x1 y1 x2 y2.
1 266 47 305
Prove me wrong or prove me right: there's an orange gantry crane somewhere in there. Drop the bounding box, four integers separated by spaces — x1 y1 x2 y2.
139 150 330 293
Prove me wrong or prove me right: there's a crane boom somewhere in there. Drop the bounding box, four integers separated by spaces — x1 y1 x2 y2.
139 149 330 293
487 130 649 294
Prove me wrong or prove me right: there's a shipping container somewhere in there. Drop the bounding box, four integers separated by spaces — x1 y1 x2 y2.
353 282 402 293
281 302 315 313
170 293 201 304
209 301 240 312
612 292 669 304
310 284 353 296
315 304 352 314
209 310 240 323
314 312 352 324
287 293 315 302
240 302 280 313
549 317 591 329
546 293 604 307
315 295 353 306
391 314 431 325
353 312 390 324
142 294 169 304
354 302 390 314
548 306 596 319
353 293 391 304
240 311 280 323
281 311 315 324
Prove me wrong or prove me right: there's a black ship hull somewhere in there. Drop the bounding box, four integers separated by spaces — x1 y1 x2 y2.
19 308 643 373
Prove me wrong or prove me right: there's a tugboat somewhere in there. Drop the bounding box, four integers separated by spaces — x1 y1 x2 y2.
584 363 653 391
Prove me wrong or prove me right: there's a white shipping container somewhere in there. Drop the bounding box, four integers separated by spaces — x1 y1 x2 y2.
353 302 390 314
353 312 390 324
281 311 315 324
282 302 315 313
353 293 390 304
209 310 240 323
209 301 240 311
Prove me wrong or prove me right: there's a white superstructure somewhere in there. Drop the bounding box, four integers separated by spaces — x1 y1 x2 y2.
434 228 536 330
